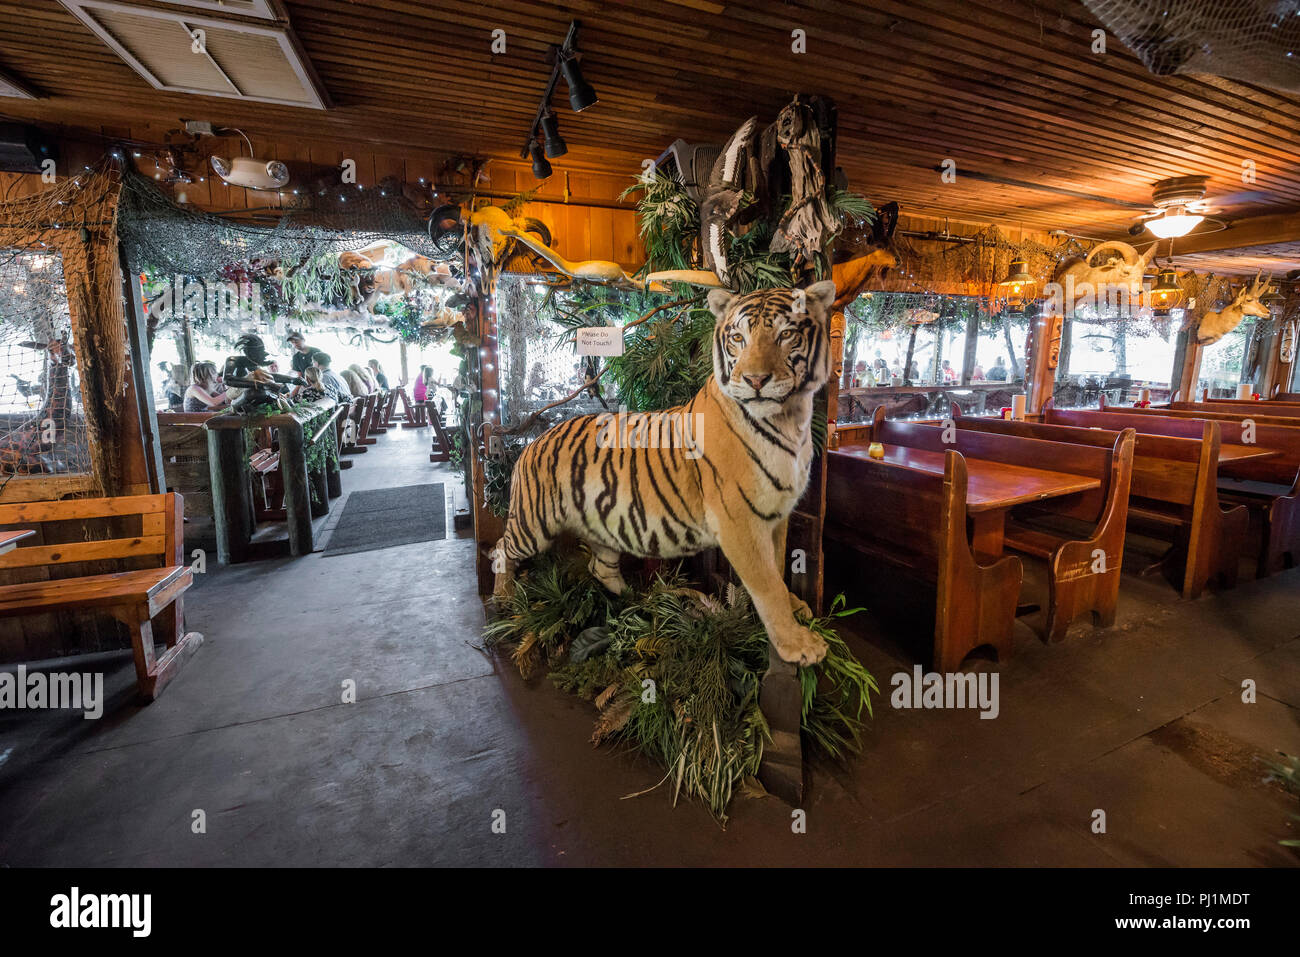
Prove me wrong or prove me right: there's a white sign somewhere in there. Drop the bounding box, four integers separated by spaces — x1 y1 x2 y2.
576 326 624 356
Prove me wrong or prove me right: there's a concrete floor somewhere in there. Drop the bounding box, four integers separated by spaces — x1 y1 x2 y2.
1 422 1298 866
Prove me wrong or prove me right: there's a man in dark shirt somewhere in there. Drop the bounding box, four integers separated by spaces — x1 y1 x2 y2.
286 332 317 376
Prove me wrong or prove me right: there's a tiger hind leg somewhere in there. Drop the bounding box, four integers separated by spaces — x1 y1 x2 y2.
491 514 551 600
489 538 519 600
587 542 628 595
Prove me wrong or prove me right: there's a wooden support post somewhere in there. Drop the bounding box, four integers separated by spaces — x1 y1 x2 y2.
758 646 804 806
208 427 252 564
960 310 980 386
1027 310 1063 415
278 421 314 556
119 245 165 494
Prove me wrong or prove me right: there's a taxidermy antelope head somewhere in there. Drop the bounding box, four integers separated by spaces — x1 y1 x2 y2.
1051 241 1157 315
1193 272 1274 345
831 201 899 310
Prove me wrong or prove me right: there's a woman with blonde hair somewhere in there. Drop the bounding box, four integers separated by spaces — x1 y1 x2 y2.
298 365 329 402
340 364 368 397
183 361 231 412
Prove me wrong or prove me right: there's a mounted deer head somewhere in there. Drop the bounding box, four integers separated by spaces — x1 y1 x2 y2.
1195 271 1275 345
1050 240 1157 316
831 200 899 309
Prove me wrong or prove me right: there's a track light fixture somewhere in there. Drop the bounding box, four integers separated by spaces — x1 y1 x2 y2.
560 55 598 113
520 19 598 178
539 110 567 158
530 141 553 179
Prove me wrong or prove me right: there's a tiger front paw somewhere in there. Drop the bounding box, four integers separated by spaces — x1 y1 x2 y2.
772 625 828 667
787 591 812 619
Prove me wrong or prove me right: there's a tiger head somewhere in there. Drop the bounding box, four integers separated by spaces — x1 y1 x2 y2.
706 280 836 417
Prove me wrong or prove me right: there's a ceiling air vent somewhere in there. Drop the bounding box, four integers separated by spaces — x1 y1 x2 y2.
0 68 36 99
59 1 327 109
137 0 277 18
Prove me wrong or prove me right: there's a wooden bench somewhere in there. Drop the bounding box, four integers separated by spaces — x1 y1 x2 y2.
0 493 203 700
1043 406 1249 595
944 408 1135 640
825 446 1022 671
428 402 453 464
1163 399 1300 421
875 408 1134 642
368 389 390 434
249 447 284 522
1095 402 1300 576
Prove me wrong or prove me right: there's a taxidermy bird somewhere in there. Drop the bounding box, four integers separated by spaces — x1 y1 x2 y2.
1187 272 1275 345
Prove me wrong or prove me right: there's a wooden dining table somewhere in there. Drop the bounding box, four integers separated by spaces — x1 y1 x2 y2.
836 443 1101 561
1217 444 1281 464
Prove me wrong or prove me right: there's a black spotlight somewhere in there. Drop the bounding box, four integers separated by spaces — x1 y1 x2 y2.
560 54 598 112
540 111 567 158
530 141 552 179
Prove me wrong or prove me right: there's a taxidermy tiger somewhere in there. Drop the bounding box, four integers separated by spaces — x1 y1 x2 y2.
491 280 836 665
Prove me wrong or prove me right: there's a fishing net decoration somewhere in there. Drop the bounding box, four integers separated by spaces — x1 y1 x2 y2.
0 249 92 485
1081 0 1300 93
116 165 458 281
495 274 613 431
0 159 127 495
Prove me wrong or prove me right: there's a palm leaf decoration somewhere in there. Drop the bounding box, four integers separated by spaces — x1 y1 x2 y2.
491 549 878 823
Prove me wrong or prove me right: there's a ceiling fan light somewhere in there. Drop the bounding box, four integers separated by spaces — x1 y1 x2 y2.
1146 208 1204 239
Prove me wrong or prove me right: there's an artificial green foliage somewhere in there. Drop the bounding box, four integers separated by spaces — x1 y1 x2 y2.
482 438 528 518
485 549 877 822
620 174 700 272
1264 752 1300 847
372 296 429 344
607 308 716 412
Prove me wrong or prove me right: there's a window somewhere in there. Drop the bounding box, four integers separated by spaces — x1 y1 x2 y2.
1053 307 1181 408
0 249 91 478
1198 316 1265 399
840 293 1026 422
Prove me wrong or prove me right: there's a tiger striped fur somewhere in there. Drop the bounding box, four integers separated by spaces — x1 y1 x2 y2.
492 280 836 665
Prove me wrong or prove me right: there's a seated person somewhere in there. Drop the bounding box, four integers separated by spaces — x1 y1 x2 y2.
367 358 389 390
311 352 352 405
183 361 231 412
298 366 329 402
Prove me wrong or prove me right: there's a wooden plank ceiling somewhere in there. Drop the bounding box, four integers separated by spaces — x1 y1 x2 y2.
3 0 1300 271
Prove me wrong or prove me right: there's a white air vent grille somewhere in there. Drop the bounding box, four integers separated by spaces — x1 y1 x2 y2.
60 1 326 109
0 70 35 99
142 0 277 18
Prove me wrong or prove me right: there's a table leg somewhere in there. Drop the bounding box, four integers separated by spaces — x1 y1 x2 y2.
970 510 1006 563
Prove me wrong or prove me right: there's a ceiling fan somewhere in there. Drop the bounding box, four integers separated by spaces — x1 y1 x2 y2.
1126 175 1269 239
